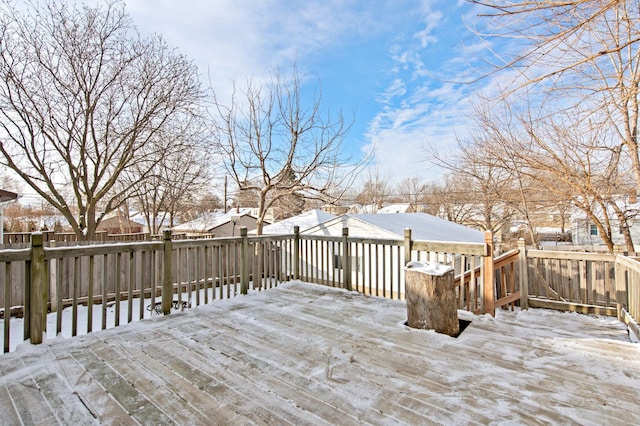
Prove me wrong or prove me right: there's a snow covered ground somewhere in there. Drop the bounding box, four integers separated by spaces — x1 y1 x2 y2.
0 281 638 424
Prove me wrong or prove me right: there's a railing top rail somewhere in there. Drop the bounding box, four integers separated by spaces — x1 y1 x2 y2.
493 248 519 269
172 237 230 249
248 234 296 243
528 249 615 262
615 254 640 271
0 248 31 262
347 237 403 246
412 240 487 256
44 240 164 260
299 234 347 242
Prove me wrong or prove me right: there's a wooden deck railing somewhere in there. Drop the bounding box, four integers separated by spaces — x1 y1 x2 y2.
524 249 620 315
1 228 638 353
614 255 640 339
296 228 489 311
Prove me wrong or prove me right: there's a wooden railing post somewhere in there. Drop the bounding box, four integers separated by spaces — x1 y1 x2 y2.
161 229 173 315
342 227 352 291
613 245 626 320
483 231 495 316
293 226 300 280
517 238 529 310
240 227 249 294
29 232 47 344
404 228 412 266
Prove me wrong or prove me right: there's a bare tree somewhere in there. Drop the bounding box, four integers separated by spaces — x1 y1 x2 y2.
422 176 477 224
429 138 516 235
470 0 640 191
175 190 223 223
0 0 203 239
125 116 213 234
394 177 428 209
213 65 364 234
355 167 391 211
473 100 636 252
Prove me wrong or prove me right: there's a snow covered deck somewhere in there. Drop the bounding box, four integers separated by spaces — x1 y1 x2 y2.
1 281 639 425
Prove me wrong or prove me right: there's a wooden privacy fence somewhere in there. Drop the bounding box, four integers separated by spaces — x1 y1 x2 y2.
2 228 639 354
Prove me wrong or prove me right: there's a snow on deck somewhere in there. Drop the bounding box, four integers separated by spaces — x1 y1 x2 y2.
1 281 639 425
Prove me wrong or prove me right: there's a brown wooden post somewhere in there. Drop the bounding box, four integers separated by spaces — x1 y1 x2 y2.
517 238 529 310
342 227 352 291
403 228 412 266
613 245 625 319
161 229 173 315
29 232 47 344
293 226 300 280
240 227 249 294
483 231 495 316
405 262 459 337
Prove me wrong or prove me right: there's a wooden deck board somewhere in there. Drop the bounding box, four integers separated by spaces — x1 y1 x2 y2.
1 281 639 425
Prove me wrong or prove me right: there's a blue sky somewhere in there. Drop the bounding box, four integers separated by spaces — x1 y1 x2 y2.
111 0 493 185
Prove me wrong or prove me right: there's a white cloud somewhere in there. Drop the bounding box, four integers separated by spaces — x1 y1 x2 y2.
70 0 492 185
414 9 443 48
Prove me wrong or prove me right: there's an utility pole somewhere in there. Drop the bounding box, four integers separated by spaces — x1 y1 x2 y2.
224 175 228 214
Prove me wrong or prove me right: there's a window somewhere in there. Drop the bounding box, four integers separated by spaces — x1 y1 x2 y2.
589 225 598 236
333 254 342 270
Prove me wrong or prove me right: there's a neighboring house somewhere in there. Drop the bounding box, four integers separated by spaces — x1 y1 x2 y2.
347 204 380 214
97 215 143 235
321 204 350 216
129 211 172 234
172 208 259 237
570 199 640 251
377 203 430 214
255 209 335 235
300 213 485 296
347 203 431 215
240 207 275 224
0 189 19 242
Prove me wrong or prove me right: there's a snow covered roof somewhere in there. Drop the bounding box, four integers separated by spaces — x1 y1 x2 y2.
257 209 336 235
304 213 485 244
354 213 484 243
0 188 19 203
377 203 411 214
172 208 254 233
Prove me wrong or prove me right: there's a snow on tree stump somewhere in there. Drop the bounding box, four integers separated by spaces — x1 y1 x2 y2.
405 261 459 337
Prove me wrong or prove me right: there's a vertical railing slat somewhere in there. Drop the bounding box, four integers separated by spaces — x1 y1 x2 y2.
88 255 95 331
4 262 10 353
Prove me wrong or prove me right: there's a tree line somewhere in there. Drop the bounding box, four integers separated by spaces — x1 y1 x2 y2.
0 0 639 253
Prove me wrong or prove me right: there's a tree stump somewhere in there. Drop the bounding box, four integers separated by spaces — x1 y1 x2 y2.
405 261 459 337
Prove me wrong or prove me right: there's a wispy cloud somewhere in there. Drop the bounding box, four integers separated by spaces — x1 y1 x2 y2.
73 0 494 184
